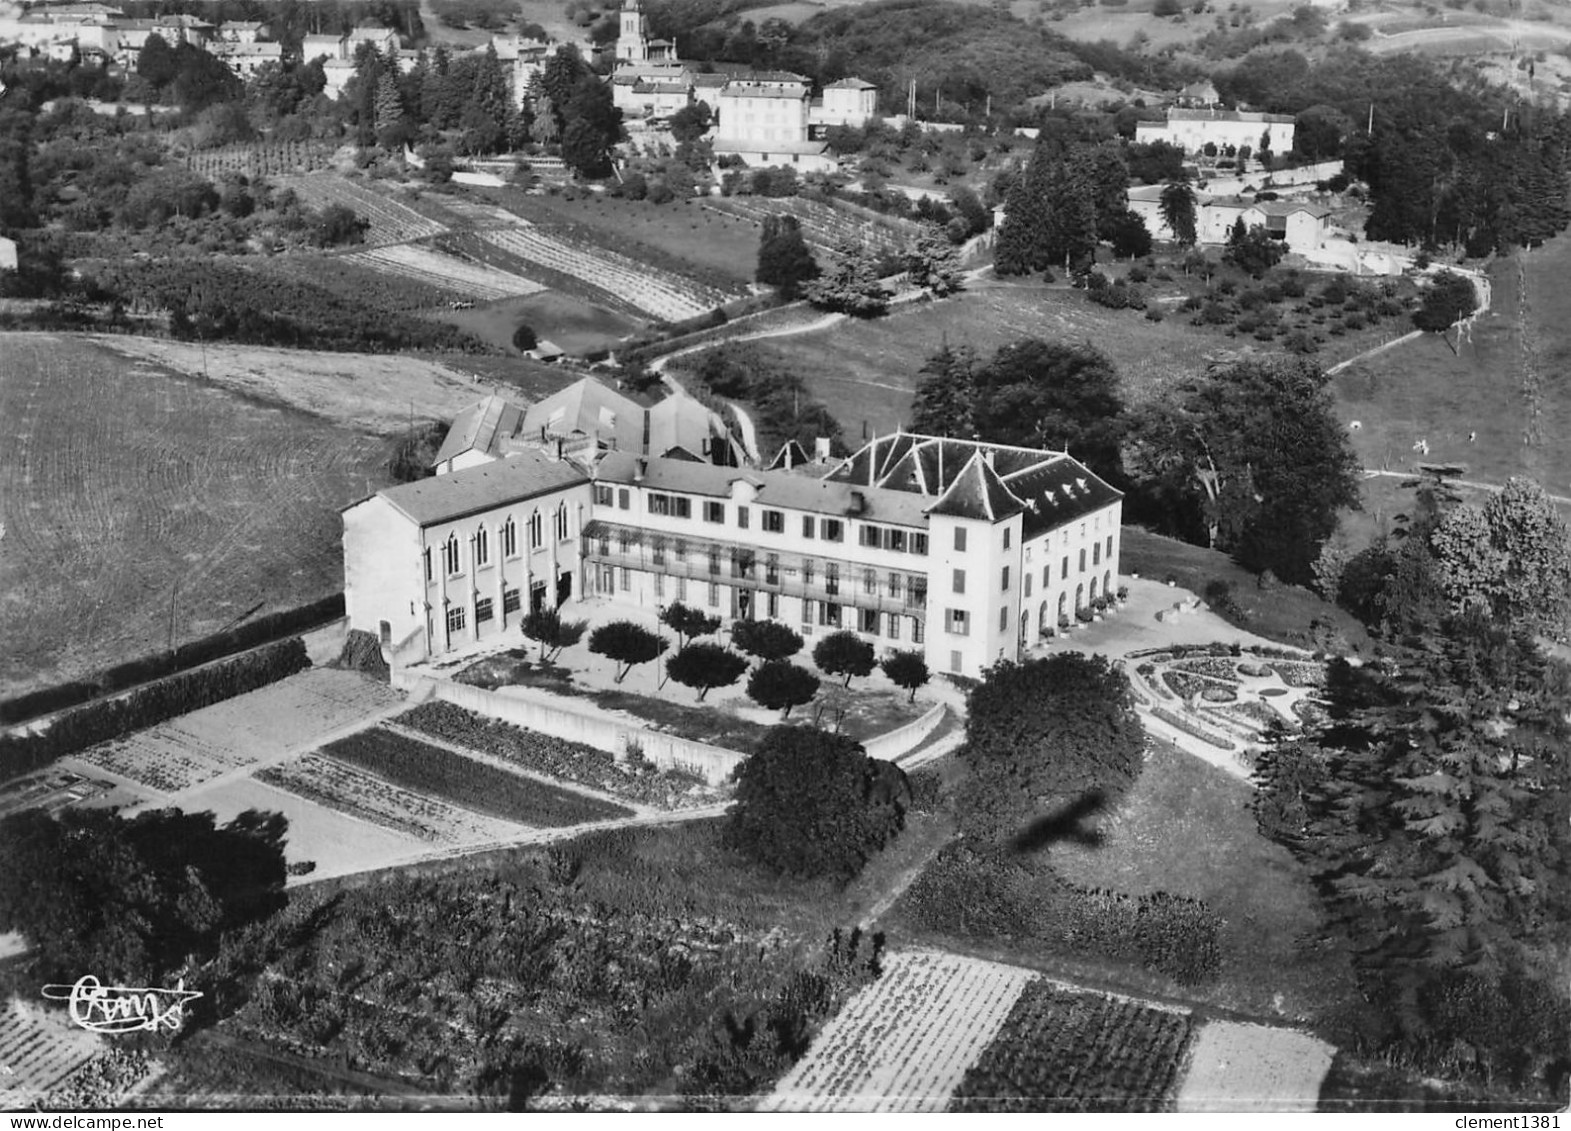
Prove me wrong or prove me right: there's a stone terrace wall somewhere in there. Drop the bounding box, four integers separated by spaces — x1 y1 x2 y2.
862 702 946 763
408 676 745 786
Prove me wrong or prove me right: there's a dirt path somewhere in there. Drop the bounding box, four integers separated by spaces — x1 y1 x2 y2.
1359 467 1571 505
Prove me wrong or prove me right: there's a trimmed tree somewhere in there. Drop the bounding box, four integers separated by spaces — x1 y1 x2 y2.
665 642 748 701
521 608 588 661
661 601 721 648
813 630 877 687
1159 179 1198 247
731 619 803 662
746 660 820 718
881 650 930 703
756 214 820 300
588 620 667 683
723 726 908 881
959 653 1144 847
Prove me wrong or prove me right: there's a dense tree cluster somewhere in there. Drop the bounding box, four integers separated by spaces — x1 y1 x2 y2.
725 726 909 882
680 342 845 459
754 214 819 300
1122 355 1361 585
958 652 1143 848
0 807 288 985
995 141 1129 277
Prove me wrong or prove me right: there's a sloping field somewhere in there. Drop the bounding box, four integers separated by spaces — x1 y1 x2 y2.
344 243 546 301
71 670 404 795
0 335 395 699
714 277 1220 436
270 174 447 245
478 227 730 322
85 334 490 435
705 195 920 257
761 949 1035 1112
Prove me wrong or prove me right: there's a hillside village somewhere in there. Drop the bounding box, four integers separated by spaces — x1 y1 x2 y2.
1 0 1570 1115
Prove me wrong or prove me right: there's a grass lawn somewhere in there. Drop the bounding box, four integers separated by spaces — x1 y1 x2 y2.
1334 245 1571 496
431 290 641 356
725 276 1224 437
1047 739 1359 1022
1120 527 1373 653
882 739 1361 1025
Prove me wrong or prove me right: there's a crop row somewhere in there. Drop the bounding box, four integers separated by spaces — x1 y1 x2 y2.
184 141 337 180
478 228 726 322
707 196 911 256
270 174 447 245
255 253 459 311
762 950 1035 1112
343 243 545 301
0 1001 102 1109
951 980 1196 1112
319 725 635 827
255 752 509 843
394 700 714 808
1148 706 1237 751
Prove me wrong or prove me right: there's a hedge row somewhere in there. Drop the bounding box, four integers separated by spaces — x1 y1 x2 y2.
901 846 1224 986
0 638 311 782
1 593 343 725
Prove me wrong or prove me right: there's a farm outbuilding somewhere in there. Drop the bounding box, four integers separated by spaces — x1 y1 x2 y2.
0 236 17 273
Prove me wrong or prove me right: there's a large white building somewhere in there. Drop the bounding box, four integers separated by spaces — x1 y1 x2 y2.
1135 107 1296 157
343 430 1122 679
1126 184 1331 255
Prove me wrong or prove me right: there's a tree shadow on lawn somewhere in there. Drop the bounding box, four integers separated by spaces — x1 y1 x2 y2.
1046 739 1360 1023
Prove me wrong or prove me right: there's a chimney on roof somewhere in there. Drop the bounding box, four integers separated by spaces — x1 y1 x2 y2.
635 458 647 482
814 437 831 464
847 490 867 516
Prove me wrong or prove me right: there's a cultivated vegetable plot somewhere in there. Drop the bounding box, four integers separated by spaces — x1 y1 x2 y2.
432 195 530 229
270 174 447 245
706 196 916 257
73 670 405 794
394 700 721 809
320 726 635 826
252 254 459 312
479 228 727 322
344 243 545 301
0 999 102 1110
255 752 518 844
760 950 1035 1112
184 140 336 180
950 980 1196 1112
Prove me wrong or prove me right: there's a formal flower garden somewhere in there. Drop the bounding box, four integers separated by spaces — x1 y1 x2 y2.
1126 644 1328 758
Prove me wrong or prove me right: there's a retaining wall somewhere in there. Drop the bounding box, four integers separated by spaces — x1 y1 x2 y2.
862 701 947 763
406 676 745 786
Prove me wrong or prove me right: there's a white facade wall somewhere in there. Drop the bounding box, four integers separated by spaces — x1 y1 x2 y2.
1135 116 1294 156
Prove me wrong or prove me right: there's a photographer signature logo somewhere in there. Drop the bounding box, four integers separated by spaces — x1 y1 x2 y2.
41 976 202 1034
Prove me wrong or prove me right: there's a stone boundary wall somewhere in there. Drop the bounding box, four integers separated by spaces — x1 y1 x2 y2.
862 701 946 763
403 675 745 786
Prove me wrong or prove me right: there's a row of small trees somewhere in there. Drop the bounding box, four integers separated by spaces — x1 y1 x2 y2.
521 602 929 715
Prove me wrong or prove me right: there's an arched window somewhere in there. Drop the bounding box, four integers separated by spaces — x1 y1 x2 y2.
502 516 517 558
443 534 460 576
474 525 489 567
555 503 569 542
528 511 543 550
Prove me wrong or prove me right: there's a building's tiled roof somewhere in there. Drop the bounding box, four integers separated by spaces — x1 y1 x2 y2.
826 433 1119 535
213 41 281 54
926 452 1027 522
633 80 690 94
1252 200 1331 219
377 450 587 526
647 390 719 463
431 393 525 467
825 77 876 90
520 376 645 452
1164 108 1294 124
722 85 809 100
767 439 811 471
692 72 728 87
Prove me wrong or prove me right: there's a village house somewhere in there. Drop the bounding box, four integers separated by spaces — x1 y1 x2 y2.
343 424 1122 679
1126 184 1331 256
1135 107 1296 158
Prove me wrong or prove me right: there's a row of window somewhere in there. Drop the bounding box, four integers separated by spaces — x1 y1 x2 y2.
443 585 533 637
593 484 928 555
424 509 572 582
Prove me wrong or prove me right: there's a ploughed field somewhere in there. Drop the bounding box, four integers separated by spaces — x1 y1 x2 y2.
0 334 392 699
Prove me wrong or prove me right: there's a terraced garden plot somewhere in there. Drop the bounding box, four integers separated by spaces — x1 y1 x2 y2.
320 726 635 826
760 950 1035 1112
73 670 404 794
270 175 447 245
0 335 393 698
478 228 728 322
705 196 919 258
0 999 102 1110
255 753 518 844
393 700 720 809
343 243 546 301
251 254 458 312
429 194 530 229
951 981 1195 1112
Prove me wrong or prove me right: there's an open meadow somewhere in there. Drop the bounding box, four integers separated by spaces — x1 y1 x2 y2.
701 277 1224 437
0 335 400 699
